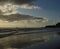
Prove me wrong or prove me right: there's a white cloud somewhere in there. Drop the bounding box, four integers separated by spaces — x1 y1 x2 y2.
19 4 41 9
0 3 18 15
42 18 48 23
0 3 41 15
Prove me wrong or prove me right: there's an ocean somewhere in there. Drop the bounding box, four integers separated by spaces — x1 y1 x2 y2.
0 28 60 49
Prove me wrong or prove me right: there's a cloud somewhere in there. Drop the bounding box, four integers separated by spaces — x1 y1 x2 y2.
0 0 40 10
0 0 40 15
0 0 45 23
0 3 19 15
19 4 40 9
0 0 35 5
0 0 46 24
0 13 48 23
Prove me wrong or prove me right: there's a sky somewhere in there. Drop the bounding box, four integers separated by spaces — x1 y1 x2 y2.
0 0 60 28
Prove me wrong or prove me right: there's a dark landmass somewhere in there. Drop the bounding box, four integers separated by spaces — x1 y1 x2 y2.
45 23 60 28
57 32 60 36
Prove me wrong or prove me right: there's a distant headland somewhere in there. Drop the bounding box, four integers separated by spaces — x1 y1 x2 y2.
45 23 60 28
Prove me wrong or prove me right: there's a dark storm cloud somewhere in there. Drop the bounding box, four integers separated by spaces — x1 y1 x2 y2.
0 14 48 22
12 0 35 5
0 0 35 5
0 10 3 14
